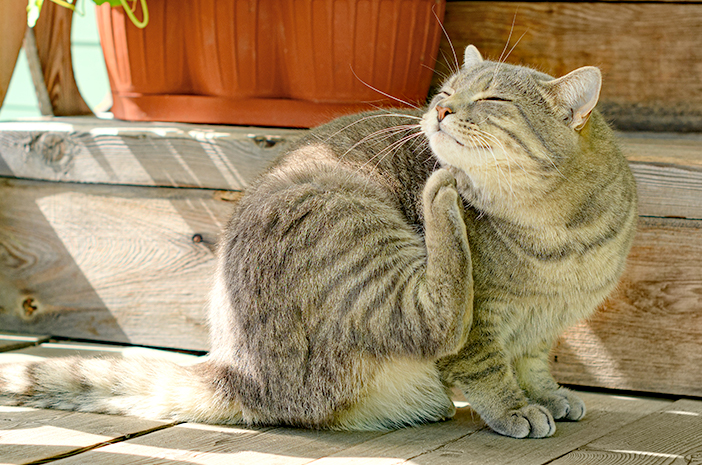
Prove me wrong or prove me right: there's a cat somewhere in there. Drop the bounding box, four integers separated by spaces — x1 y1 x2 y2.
0 45 636 439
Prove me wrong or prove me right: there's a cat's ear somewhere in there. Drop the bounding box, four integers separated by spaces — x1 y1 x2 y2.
463 45 483 70
545 66 602 131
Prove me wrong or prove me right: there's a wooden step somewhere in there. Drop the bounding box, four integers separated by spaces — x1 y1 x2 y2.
0 117 700 397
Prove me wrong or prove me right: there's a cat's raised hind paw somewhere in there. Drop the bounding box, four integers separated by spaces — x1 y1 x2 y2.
423 169 463 225
487 404 556 439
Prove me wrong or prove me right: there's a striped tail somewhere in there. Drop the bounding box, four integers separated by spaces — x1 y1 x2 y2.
0 356 242 424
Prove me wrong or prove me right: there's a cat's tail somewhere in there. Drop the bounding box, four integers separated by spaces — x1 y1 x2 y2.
0 356 243 424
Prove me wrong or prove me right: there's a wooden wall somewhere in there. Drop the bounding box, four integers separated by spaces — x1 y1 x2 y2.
1 119 701 397
0 119 297 351
440 1 702 132
0 1 700 396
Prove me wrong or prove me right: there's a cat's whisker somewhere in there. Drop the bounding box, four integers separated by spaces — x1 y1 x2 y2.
424 63 450 82
543 154 570 181
497 12 517 65
439 49 459 76
335 124 422 161
351 130 426 188
349 67 421 110
502 28 529 64
433 6 459 73
323 113 423 143
492 9 519 82
343 126 424 176
371 130 426 164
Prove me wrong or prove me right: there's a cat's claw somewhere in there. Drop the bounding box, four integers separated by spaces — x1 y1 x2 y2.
487 404 556 439
536 387 586 421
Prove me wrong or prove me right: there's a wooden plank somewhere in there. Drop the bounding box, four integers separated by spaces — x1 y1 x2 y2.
0 341 202 365
304 406 484 465
51 423 384 465
408 391 672 465
0 118 298 190
550 399 702 465
619 133 702 220
1 119 700 219
547 449 689 464
0 405 173 465
0 178 238 351
440 2 702 131
0 332 49 353
552 217 702 397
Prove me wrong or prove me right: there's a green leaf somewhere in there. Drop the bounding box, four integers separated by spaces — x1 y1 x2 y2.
92 0 123 6
26 0 44 27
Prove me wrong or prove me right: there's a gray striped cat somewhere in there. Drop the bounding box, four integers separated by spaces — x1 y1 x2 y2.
0 45 636 438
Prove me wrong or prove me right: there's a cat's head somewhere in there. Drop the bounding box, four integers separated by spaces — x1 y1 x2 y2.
421 45 603 208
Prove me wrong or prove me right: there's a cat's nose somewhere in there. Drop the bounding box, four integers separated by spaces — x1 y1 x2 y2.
436 105 454 122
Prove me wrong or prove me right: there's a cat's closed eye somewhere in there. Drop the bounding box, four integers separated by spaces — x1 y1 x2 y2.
476 96 512 103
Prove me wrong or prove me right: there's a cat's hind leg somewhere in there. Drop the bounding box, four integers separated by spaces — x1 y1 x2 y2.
334 358 455 431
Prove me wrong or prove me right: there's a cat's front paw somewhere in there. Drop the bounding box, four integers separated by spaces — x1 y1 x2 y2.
486 404 556 439
536 387 586 421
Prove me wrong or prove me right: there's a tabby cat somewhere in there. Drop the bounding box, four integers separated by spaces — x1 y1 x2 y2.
0 46 636 438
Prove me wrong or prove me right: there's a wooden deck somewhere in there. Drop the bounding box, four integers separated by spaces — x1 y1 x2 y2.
1 334 701 465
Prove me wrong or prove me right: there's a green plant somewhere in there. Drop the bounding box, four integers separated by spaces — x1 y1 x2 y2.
27 0 149 28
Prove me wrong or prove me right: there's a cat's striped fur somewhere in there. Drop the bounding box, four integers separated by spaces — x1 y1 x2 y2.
0 46 636 438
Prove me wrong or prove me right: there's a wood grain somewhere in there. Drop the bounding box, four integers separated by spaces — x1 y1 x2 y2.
52 423 382 465
552 217 702 397
32 0 93 117
1 149 701 394
1 119 700 219
550 399 702 465
440 2 702 131
0 178 238 351
0 118 298 190
0 405 172 465
410 392 671 465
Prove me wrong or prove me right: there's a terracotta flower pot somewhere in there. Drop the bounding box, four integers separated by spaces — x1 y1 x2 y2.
281 0 445 105
188 0 283 98
96 0 446 127
0 0 28 110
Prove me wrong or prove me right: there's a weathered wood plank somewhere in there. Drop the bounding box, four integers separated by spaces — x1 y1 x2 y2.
408 392 672 465
1 175 701 397
550 399 702 465
51 423 384 465
0 405 173 465
0 118 298 190
1 119 699 219
0 341 202 364
440 2 702 131
0 332 49 353
303 406 484 465
620 132 702 220
552 217 702 397
0 178 238 350
547 449 688 465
